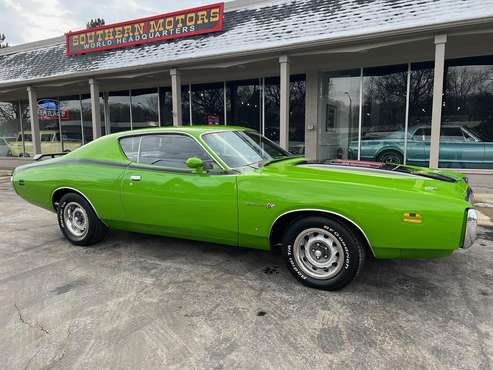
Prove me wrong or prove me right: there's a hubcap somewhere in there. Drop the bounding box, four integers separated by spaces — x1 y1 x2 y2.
63 202 88 239
293 228 344 279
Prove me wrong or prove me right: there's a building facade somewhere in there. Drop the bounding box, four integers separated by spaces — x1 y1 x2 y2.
1 0 493 171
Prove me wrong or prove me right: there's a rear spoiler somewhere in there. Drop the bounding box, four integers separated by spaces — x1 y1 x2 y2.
33 152 69 161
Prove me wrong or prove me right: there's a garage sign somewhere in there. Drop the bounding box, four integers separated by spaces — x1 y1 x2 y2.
66 3 224 56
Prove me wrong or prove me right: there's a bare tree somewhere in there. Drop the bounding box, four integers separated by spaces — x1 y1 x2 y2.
86 18 105 29
0 33 8 48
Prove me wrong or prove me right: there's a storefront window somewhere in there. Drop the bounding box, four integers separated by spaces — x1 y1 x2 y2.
407 62 434 166
81 94 105 141
109 90 131 133
131 88 159 129
361 65 408 164
38 97 62 154
182 86 191 125
191 82 224 125
0 101 20 157
159 87 173 126
264 77 281 142
319 70 361 161
289 75 306 154
440 56 493 169
20 101 32 157
227 79 261 132
59 96 83 151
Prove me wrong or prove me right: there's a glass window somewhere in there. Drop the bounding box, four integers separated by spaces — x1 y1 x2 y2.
191 82 224 125
137 134 217 170
131 89 159 129
120 136 140 162
203 130 290 168
264 77 281 143
361 65 408 164
289 75 306 154
59 96 83 151
0 101 21 157
159 87 173 126
182 86 191 125
440 56 493 169
319 69 361 161
81 94 105 141
109 90 131 133
227 79 261 131
37 97 62 154
407 62 434 166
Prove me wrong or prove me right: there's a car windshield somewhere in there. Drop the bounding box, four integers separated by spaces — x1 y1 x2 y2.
202 130 291 168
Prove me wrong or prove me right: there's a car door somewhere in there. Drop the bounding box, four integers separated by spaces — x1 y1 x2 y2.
120 133 238 246
405 128 427 165
438 126 485 168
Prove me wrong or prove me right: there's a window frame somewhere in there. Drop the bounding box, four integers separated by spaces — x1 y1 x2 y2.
118 132 226 174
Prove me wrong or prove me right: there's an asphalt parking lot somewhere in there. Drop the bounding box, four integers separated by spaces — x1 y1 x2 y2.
1 176 493 369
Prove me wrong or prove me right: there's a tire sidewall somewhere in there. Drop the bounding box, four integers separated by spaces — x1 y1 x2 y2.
282 217 362 290
57 194 95 245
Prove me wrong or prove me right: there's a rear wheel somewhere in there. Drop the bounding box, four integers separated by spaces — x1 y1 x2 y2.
57 193 107 246
282 216 365 290
377 150 403 165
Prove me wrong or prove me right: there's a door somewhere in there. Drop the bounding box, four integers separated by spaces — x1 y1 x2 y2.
120 133 238 245
406 127 428 165
438 126 485 168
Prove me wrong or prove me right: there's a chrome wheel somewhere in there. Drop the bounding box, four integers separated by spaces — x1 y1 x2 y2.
293 228 344 280
63 202 89 239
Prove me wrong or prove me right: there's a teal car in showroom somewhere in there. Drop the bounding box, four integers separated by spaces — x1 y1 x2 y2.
349 124 493 168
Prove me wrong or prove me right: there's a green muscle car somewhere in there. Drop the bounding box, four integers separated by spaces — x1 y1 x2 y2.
12 126 478 290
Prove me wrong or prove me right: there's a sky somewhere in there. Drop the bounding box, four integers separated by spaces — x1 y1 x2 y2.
0 0 233 45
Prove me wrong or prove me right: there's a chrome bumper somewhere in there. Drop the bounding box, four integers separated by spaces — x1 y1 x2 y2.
463 209 478 249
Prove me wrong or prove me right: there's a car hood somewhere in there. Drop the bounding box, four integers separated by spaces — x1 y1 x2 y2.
262 158 471 202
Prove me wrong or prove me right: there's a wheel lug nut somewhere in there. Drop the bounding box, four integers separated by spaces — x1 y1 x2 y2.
324 255 328 259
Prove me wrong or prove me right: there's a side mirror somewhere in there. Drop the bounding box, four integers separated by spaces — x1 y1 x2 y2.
186 157 205 172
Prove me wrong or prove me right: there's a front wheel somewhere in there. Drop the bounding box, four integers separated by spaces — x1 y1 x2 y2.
282 216 365 290
377 150 403 165
57 193 108 246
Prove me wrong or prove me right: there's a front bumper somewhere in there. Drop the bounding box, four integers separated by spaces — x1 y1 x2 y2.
463 209 478 249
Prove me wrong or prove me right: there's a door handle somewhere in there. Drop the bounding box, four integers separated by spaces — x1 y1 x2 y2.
130 175 141 181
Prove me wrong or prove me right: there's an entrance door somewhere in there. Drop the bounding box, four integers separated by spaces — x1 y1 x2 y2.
120 133 238 245
319 70 361 161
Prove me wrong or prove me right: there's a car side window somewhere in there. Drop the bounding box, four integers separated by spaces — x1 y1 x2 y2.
441 127 465 142
121 134 220 171
120 136 140 162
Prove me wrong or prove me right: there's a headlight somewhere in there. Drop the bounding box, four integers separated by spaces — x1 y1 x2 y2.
463 209 478 249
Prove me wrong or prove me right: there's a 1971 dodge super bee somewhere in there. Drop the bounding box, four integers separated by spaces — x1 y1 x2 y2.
12 126 478 290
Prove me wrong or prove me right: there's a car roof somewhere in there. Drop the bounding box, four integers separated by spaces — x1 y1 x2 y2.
113 125 252 138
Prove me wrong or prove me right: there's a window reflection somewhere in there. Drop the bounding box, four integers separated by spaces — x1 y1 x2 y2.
440 56 493 169
59 96 83 151
191 82 224 125
360 65 407 164
109 90 131 133
226 79 261 132
320 70 361 161
131 88 159 129
0 101 21 157
159 87 173 126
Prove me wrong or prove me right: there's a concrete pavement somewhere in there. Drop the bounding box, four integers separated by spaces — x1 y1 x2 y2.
1 175 493 369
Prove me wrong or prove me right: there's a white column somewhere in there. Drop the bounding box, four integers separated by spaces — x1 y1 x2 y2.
304 71 319 160
26 86 41 155
279 55 290 150
89 78 102 139
170 69 182 126
429 34 447 168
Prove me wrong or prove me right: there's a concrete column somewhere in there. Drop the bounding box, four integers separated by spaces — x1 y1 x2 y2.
429 34 447 168
26 86 41 155
89 78 102 139
304 71 319 160
279 55 290 150
170 69 182 126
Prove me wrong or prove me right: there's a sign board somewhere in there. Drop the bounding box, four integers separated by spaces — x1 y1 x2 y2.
207 114 220 125
66 3 224 56
37 99 70 121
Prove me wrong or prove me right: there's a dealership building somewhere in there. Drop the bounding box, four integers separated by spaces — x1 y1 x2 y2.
0 0 493 171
